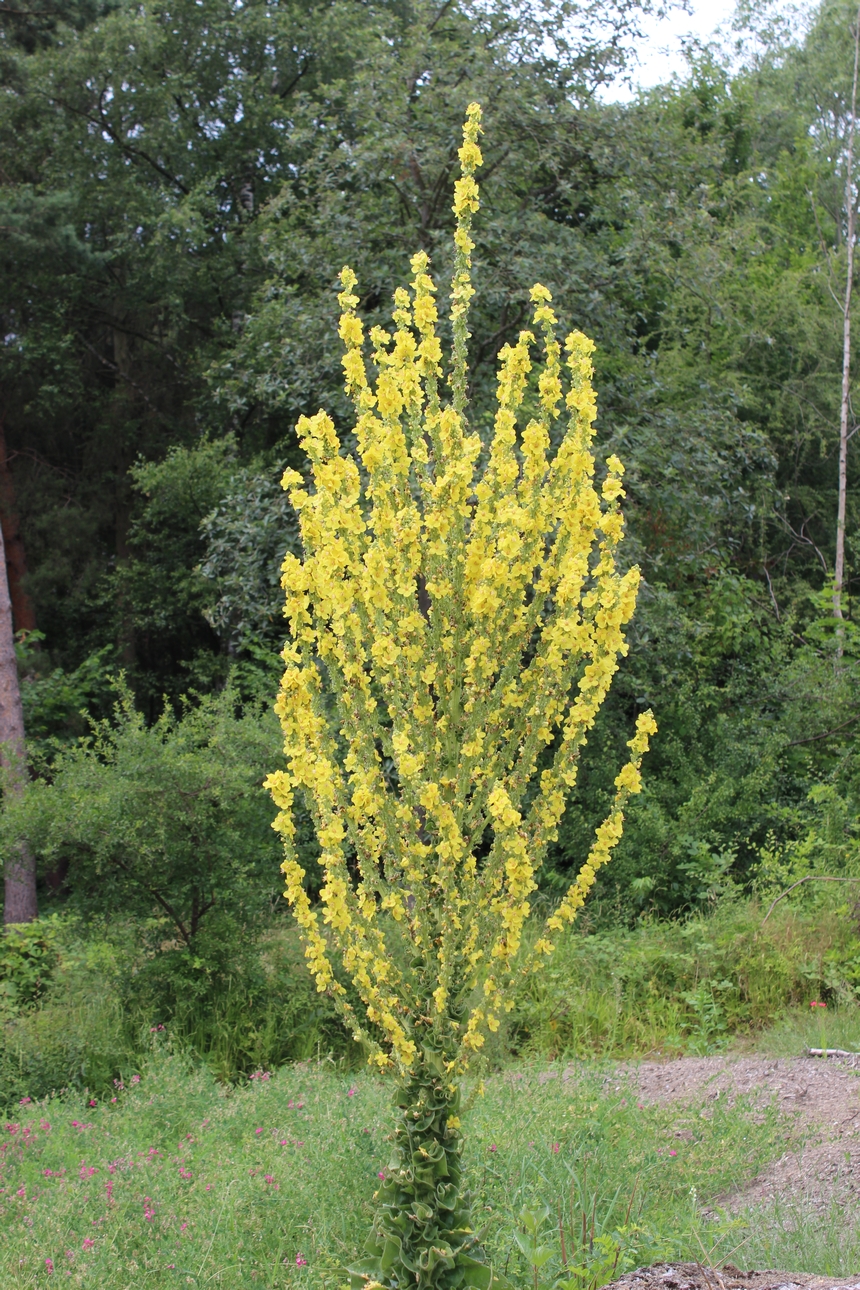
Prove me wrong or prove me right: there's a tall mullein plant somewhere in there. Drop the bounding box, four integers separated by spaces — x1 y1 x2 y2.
266 104 656 1290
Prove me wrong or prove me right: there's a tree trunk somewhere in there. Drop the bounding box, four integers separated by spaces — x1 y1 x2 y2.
0 414 37 635
834 7 860 621
0 514 36 924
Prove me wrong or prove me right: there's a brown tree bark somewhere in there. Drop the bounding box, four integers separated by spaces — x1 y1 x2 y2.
0 415 36 634
0 512 37 924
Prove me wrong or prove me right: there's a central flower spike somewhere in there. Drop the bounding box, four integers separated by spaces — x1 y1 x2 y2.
266 101 656 1290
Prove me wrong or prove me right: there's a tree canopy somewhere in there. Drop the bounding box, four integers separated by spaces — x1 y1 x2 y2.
2 0 859 923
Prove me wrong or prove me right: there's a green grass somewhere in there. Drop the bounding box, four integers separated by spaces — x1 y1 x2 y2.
738 1195 860 1276
6 898 860 1285
0 1047 812 1289
748 1002 860 1057
508 897 860 1061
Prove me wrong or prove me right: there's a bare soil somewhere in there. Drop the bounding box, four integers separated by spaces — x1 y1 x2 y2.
598 1055 860 1290
605 1261 860 1290
628 1054 860 1211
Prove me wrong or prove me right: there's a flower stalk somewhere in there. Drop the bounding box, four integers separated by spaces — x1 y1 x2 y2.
266 102 656 1290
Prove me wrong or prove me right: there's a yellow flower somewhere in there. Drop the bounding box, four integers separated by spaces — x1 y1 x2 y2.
267 104 653 1077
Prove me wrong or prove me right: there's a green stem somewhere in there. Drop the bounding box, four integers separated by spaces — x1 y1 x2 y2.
348 1049 504 1290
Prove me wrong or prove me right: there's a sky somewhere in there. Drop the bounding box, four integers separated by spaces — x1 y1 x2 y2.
606 0 741 99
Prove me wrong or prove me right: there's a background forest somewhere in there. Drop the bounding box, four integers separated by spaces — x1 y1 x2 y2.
2 0 860 1093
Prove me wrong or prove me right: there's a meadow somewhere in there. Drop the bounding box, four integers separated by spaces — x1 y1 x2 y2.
5 890 860 1287
3 1034 860 1290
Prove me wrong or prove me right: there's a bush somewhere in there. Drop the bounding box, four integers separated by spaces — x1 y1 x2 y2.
0 916 360 1102
3 680 296 942
0 917 62 1018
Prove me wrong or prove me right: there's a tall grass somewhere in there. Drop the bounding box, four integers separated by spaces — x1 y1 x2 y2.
508 896 860 1059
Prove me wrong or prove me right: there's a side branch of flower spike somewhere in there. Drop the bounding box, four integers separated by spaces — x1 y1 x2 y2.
267 101 656 1077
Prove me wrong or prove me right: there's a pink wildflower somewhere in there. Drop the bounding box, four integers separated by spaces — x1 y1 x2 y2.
296 1252 308 1267
488 1144 497 1153
668 1149 678 1157
144 1197 155 1221
811 1000 827 1009
82 1238 95 1251
551 1143 560 1153
19 1097 31 1105
45 1258 54 1274
347 1088 357 1097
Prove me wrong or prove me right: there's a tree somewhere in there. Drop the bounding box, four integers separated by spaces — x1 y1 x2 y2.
266 106 655 1290
835 6 860 619
0 515 36 924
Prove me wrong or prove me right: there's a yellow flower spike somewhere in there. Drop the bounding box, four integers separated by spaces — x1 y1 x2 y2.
268 104 653 1092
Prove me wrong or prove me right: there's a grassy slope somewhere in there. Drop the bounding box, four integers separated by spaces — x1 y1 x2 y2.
0 1048 832 1290
5 897 860 1284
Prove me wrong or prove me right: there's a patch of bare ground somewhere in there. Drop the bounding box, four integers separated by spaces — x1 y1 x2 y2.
604 1261 860 1290
629 1055 860 1211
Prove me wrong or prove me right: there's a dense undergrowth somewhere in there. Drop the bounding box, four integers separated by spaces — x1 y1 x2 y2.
3 893 860 1104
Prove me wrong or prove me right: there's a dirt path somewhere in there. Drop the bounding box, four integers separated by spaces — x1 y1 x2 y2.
629 1054 860 1211
608 1262 860 1290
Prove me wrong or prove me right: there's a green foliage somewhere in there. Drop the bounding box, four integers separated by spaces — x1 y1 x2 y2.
508 894 860 1059
5 890 860 1107
0 918 356 1100
2 0 860 1090
4 680 285 945
0 917 61 1018
200 465 299 654
15 630 114 759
